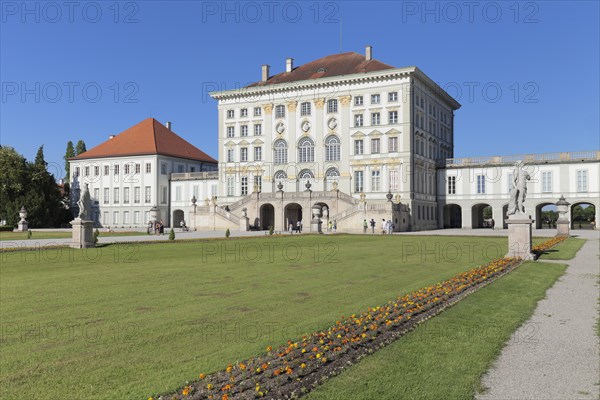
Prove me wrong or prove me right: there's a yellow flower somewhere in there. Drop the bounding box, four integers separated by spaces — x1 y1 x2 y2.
316 353 321 358
300 363 306 369
207 384 213 390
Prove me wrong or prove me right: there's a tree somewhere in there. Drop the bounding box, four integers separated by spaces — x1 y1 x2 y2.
64 141 75 180
483 206 492 220
0 146 68 228
75 140 87 156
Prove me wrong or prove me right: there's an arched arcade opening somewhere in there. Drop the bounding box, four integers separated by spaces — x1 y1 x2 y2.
571 202 596 230
472 204 493 229
442 204 462 228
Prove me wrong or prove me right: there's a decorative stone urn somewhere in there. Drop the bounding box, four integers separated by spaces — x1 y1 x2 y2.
305 181 312 191
17 206 28 232
277 181 284 191
556 195 570 236
311 204 323 233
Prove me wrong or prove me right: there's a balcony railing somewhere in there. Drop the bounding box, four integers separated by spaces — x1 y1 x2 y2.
170 171 219 180
442 151 599 167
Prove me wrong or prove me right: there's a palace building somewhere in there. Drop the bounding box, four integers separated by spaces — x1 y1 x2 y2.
70 47 599 231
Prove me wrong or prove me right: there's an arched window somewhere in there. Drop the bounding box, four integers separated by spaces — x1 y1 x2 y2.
298 137 315 163
327 99 338 113
273 139 288 164
325 135 340 161
325 167 340 190
274 170 287 180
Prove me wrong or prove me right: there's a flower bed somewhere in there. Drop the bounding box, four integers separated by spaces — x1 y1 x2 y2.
150 257 522 400
532 236 568 254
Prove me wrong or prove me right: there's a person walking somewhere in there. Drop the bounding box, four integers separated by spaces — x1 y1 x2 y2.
333 219 337 233
491 218 495 230
382 219 387 235
363 219 368 233
370 219 376 233
387 219 393 234
297 220 302 233
289 222 294 234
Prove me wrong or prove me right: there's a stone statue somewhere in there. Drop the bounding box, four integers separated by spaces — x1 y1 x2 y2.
77 183 92 220
506 160 530 216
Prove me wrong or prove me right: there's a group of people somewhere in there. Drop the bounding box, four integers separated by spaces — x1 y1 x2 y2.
327 219 337 233
363 218 395 234
149 220 165 235
288 220 303 234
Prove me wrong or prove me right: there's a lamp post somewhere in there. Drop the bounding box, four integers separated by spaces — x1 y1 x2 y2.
191 195 197 231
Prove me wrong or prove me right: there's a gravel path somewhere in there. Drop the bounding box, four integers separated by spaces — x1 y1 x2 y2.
478 232 600 400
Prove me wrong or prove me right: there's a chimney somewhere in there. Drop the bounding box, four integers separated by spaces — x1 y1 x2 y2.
261 64 270 82
365 45 373 61
285 58 294 73
166 121 172 131
109 135 115 139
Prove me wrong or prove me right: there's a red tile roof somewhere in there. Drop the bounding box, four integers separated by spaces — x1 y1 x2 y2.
71 118 217 163
246 52 395 87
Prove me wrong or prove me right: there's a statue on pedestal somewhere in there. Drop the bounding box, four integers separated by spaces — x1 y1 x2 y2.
506 160 530 216
77 183 92 220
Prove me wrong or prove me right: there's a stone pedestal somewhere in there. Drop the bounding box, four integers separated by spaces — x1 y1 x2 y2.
17 220 28 232
505 216 535 260
556 218 570 236
70 218 94 248
239 216 249 232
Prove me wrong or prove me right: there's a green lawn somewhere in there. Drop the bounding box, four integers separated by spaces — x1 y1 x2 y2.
0 230 145 241
534 237 586 260
306 260 567 400
0 235 508 400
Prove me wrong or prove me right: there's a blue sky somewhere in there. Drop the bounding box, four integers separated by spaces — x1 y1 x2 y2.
1 1 599 177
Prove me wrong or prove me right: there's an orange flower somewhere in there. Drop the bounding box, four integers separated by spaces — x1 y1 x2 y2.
266 346 272 352
239 363 246 370
261 363 268 370
182 387 190 396
222 395 229 400
199 373 206 379
226 364 233 373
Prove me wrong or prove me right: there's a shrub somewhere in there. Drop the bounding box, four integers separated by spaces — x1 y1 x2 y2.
169 228 175 241
146 226 150 235
269 226 274 236
93 229 100 245
0 226 14 232
27 230 32 239
225 228 230 238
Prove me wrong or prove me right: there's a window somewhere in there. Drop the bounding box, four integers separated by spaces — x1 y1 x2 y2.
389 169 399 191
448 176 456 194
160 163 167 175
134 187 140 203
240 108 248 117
371 170 381 191
145 163 151 173
371 94 380 104
227 177 234 196
371 113 381 125
123 211 130 224
144 186 151 203
254 175 262 192
240 147 248 162
371 138 380 154
327 99 338 113
240 125 248 137
298 137 315 163
103 188 109 204
134 211 140 224
161 186 167 204
177 164 184 173
84 166 89 176
113 188 119 204
389 111 398 124
227 148 234 162
104 165 109 175
227 126 234 138
273 139 288 164
275 105 285 118
175 186 182 201
103 212 108 224
577 170 588 192
388 137 398 152
388 92 398 102
542 171 553 192
114 164 119 175
477 175 486 194
192 185 199 198
300 102 311 116
94 188 99 200
124 164 130 174
241 177 248 196
254 124 262 136
274 170 287 183
254 107 261 116
190 166 195 173
354 96 363 106
325 135 340 161
94 166 99 176
144 211 149 224
355 114 363 127
135 163 140 174
254 146 262 161
354 139 364 155
354 171 364 192
124 187 130 204
227 109 234 119
325 167 340 190
113 211 119 225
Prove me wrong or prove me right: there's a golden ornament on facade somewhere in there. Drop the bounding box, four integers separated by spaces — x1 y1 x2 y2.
263 103 273 114
287 101 298 112
315 98 325 109
339 95 352 106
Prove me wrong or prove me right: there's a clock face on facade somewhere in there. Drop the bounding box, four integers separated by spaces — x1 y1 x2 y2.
327 118 337 130
276 122 285 134
301 120 311 132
